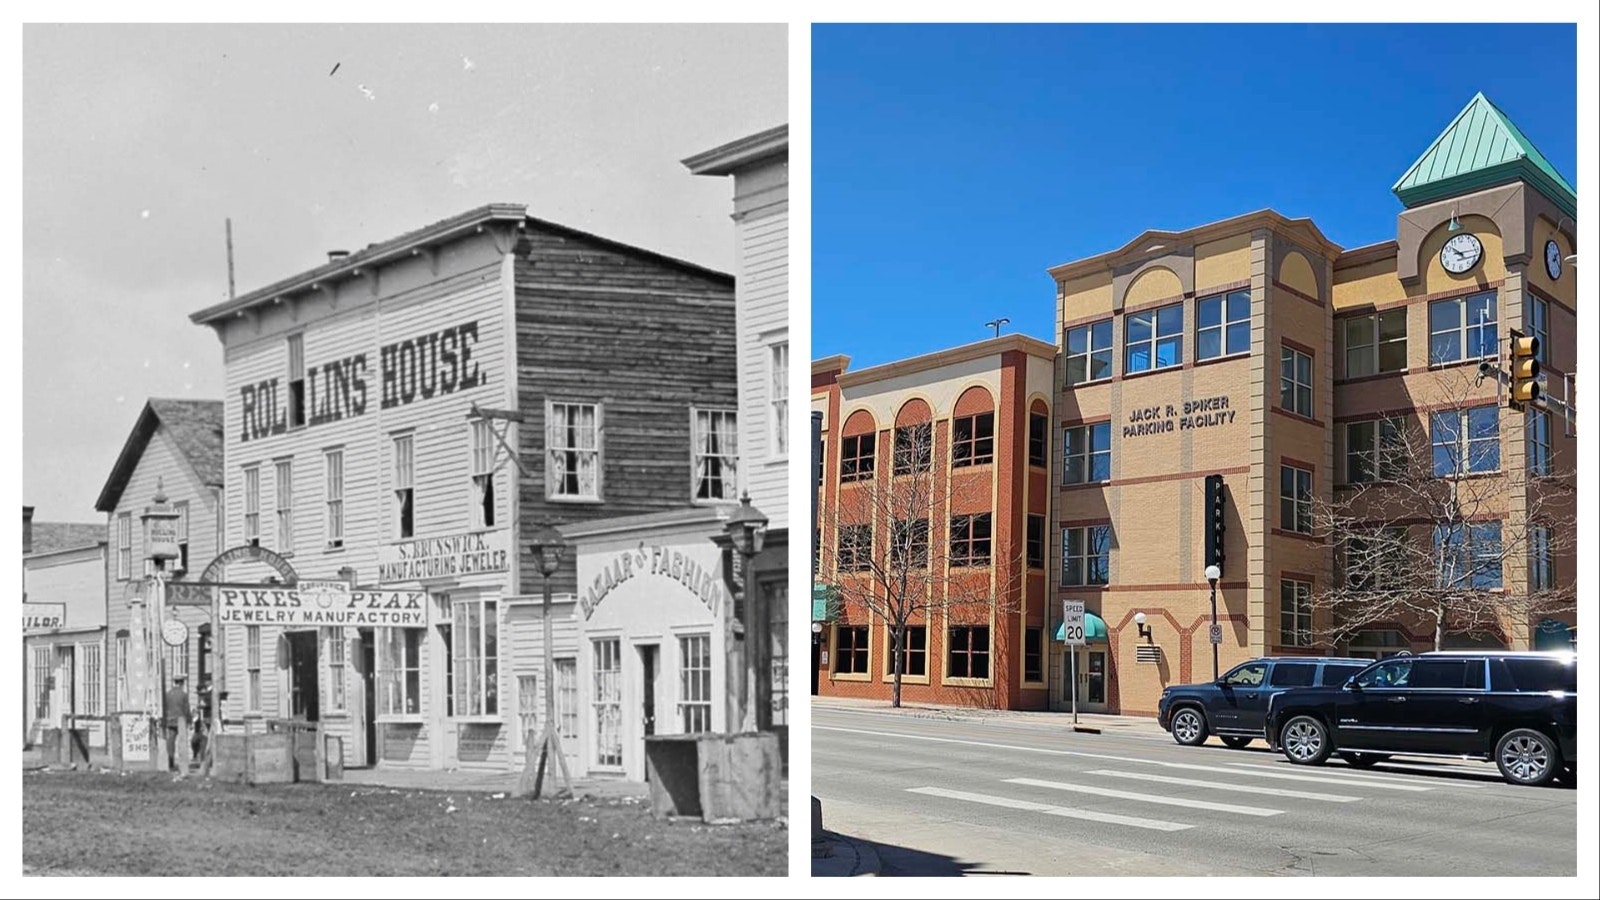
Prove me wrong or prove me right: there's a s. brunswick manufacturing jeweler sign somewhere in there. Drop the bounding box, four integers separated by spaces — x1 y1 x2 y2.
1122 395 1237 438
377 529 510 583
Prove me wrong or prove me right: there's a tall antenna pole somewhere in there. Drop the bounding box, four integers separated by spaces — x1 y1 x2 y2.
225 218 236 300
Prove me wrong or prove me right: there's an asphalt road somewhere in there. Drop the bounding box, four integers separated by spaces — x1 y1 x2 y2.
813 705 1578 877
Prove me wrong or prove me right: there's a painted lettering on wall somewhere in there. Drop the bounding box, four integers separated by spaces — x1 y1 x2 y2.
1122 395 1237 438
237 320 482 443
380 321 482 411
582 543 726 620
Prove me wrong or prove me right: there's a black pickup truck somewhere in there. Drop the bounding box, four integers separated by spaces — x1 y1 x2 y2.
1264 650 1578 786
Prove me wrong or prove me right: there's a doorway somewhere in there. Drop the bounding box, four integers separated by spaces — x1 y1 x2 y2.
286 631 320 722
1064 648 1108 713
356 629 376 766
637 643 659 781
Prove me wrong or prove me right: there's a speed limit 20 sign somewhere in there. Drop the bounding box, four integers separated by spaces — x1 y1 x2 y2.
1061 599 1086 646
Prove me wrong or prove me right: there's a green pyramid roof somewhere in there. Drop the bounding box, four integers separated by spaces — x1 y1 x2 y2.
1392 93 1575 219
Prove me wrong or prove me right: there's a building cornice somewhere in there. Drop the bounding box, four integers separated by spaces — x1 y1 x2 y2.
1334 240 1400 270
812 354 852 377
1048 209 1343 282
558 505 733 542
836 334 1056 390
682 124 788 176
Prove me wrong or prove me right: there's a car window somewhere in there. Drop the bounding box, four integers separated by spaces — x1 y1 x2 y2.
1503 657 1577 692
1322 664 1366 685
1355 658 1411 688
1408 660 1475 689
1268 662 1315 687
1223 663 1267 686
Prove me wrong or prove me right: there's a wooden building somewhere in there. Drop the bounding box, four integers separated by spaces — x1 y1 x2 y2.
22 508 109 752
187 204 740 775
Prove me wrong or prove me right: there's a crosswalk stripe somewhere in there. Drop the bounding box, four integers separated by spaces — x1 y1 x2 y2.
1226 761 1490 786
1088 769 1361 802
1128 759 1435 791
1004 777 1283 816
906 786 1193 832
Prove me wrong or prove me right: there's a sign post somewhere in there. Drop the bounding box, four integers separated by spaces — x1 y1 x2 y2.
1062 600 1086 725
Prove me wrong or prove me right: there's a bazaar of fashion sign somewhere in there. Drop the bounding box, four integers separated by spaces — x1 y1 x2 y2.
238 319 485 443
216 587 429 627
1123 395 1237 438
582 544 726 620
377 530 509 583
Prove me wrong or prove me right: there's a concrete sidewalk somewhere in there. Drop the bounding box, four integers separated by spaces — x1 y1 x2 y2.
812 796 882 876
811 695 1169 737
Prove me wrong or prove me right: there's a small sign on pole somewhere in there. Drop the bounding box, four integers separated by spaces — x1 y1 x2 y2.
1209 623 1224 645
1063 599 1085 725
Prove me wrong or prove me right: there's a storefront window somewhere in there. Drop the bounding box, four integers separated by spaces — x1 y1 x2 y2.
592 638 623 767
832 625 869 674
115 633 129 710
677 634 712 733
947 626 990 679
325 628 346 712
451 599 498 716
378 628 421 716
246 625 262 712
886 625 927 677
33 647 51 720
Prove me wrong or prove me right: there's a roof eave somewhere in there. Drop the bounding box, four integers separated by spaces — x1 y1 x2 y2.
682 124 789 176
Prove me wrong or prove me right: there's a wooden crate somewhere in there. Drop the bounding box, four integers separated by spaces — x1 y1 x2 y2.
644 732 781 823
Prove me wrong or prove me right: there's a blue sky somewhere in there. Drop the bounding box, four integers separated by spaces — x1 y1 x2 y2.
812 23 1579 367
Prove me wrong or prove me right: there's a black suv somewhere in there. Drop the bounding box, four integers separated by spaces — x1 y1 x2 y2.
1264 651 1578 786
1157 657 1371 748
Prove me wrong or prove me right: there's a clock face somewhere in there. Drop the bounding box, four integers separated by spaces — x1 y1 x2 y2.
1546 240 1563 280
161 616 189 647
1441 233 1483 274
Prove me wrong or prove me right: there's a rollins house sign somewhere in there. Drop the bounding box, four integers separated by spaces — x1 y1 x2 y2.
1123 395 1237 438
377 529 510 583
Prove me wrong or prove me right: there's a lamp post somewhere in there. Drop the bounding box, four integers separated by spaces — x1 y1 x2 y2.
520 519 573 799
1205 564 1221 681
140 480 181 771
724 493 769 734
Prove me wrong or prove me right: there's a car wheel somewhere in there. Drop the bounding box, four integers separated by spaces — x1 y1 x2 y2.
1339 751 1389 769
1280 716 1332 765
1220 735 1253 749
1495 728 1561 787
1170 707 1209 746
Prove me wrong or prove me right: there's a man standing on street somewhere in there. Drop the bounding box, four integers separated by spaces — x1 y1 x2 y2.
164 673 192 778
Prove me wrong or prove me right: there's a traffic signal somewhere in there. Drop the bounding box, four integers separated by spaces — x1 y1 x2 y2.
1508 328 1541 410
1204 474 1226 574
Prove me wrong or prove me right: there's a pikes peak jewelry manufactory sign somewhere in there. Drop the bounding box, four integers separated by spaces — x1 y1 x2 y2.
1123 395 1237 438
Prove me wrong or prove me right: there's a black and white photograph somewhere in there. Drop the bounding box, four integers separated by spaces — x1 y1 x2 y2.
20 21 788 878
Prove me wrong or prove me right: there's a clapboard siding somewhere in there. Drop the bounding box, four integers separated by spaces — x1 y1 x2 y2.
104 426 220 713
735 202 789 525
503 599 581 764
513 225 738 597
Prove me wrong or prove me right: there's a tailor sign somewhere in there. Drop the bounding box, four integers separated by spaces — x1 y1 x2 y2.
23 602 66 631
217 586 429 627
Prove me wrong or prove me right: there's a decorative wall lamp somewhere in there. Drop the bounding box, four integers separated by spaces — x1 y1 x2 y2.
1134 611 1152 641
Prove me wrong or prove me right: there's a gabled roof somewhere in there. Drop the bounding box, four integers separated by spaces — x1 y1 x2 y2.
1392 93 1575 219
27 522 106 556
95 399 225 513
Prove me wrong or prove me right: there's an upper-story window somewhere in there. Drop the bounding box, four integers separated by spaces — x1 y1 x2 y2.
837 523 873 572
1280 464 1313 534
324 448 344 549
548 401 601 500
1345 417 1408 484
1529 296 1549 364
392 434 415 539
893 422 932 475
275 459 294 550
1529 525 1554 592
471 420 497 527
948 513 993 567
1430 406 1499 477
243 465 261 547
1125 303 1183 374
769 342 789 457
1028 413 1048 467
951 412 994 467
1026 514 1044 569
890 518 929 570
692 409 739 502
1062 423 1110 485
1196 289 1250 360
116 512 132 580
1344 309 1408 377
1433 521 1502 591
1064 320 1113 385
287 333 306 429
174 500 190 574
1527 408 1552 477
1061 524 1110 586
1429 290 1497 364
1280 344 1313 417
840 433 876 482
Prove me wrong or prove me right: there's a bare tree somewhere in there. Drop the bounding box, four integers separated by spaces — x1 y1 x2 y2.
822 421 1027 708
1307 369 1576 652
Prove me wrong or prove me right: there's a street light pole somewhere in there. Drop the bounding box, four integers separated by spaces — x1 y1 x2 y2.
1205 564 1221 681
517 519 573 800
724 494 769 733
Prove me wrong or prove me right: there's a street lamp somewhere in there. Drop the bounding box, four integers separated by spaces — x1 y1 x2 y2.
1134 611 1151 641
140 480 182 772
1205 563 1222 681
522 518 572 799
724 493 769 733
